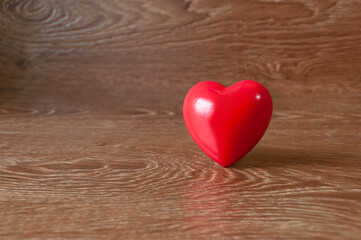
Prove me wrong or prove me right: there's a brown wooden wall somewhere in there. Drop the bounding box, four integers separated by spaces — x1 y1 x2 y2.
0 0 361 239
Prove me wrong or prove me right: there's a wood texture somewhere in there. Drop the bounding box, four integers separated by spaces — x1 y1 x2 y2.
1 0 361 239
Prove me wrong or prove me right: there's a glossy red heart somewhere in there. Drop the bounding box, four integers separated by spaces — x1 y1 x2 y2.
183 80 273 167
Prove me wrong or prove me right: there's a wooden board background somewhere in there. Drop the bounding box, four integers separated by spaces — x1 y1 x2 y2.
0 0 361 239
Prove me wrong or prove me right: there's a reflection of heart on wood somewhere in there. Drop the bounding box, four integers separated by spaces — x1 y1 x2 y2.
183 80 273 167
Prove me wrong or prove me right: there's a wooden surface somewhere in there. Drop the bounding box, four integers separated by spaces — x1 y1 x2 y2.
1 0 361 239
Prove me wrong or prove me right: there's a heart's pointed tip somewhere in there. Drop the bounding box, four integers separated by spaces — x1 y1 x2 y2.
213 160 238 168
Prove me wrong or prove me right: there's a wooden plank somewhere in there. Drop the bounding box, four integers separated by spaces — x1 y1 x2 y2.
0 0 360 239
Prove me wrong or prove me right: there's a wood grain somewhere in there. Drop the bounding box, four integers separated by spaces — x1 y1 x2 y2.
0 0 361 239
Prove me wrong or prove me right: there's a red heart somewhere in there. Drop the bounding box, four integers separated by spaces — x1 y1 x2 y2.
183 80 273 167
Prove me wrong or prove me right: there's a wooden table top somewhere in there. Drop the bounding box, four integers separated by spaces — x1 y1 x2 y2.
1 0 361 239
